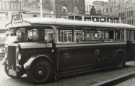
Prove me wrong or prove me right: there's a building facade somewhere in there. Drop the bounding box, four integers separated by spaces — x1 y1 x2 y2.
0 0 22 29
0 0 22 11
55 0 85 17
85 0 108 16
0 0 85 18
22 0 85 18
105 0 135 25
22 0 55 18
92 1 108 16
118 0 135 25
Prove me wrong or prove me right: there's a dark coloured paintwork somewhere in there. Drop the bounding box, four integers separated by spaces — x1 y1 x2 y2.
56 44 126 73
19 48 54 65
6 42 127 76
7 42 126 77
126 41 135 61
7 46 16 70
5 24 133 79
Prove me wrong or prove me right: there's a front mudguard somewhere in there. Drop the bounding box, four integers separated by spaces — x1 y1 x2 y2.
23 55 54 70
23 57 35 70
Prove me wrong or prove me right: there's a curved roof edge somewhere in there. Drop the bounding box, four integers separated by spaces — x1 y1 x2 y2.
7 17 135 29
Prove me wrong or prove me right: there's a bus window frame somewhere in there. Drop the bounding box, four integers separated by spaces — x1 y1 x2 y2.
103 28 125 42
56 26 125 44
27 26 55 43
127 30 135 42
7 25 56 43
57 26 75 44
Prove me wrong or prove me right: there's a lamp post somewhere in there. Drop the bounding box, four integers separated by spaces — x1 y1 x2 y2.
40 0 43 17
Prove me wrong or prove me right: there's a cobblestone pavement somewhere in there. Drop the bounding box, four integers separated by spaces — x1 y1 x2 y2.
0 62 135 86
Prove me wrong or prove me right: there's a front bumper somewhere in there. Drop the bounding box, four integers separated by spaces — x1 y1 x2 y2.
5 62 24 77
8 68 17 76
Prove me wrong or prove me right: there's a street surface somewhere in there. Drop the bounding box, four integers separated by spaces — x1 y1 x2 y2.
114 62 135 86
1 62 135 86
116 77 135 86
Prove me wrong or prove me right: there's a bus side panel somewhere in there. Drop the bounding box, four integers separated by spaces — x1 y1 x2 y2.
127 43 135 61
19 48 54 65
57 43 127 73
57 46 97 72
132 44 135 60
96 44 126 68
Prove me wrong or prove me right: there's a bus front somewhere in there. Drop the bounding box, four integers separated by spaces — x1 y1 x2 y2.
3 25 55 83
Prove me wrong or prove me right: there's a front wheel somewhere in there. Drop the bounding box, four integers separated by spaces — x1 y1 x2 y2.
27 60 53 84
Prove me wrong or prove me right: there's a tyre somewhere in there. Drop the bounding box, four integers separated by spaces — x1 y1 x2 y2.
27 60 53 84
118 57 126 68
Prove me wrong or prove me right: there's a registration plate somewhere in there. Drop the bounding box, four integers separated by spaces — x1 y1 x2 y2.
9 69 17 76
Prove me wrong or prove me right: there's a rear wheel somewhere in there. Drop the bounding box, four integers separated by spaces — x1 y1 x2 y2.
27 60 53 84
115 51 126 68
118 58 126 68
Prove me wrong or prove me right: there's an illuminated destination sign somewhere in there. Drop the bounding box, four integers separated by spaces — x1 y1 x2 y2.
68 16 120 23
84 16 119 22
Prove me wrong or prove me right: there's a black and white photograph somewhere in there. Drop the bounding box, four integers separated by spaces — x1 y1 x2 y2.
1 0 135 86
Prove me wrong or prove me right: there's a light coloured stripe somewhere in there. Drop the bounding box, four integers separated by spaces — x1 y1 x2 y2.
19 42 52 49
56 42 127 48
19 42 126 49
5 43 18 47
24 18 135 29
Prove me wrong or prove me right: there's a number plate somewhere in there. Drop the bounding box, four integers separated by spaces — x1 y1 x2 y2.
9 69 16 76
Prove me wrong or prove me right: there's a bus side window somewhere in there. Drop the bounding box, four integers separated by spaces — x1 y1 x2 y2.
44 29 53 43
40 29 45 41
114 30 121 41
108 30 114 40
134 31 135 41
27 29 39 41
58 29 73 43
126 30 134 41
74 30 84 42
104 29 124 42
93 31 103 40
16 28 26 41
83 30 103 41
8 29 16 36
103 30 114 42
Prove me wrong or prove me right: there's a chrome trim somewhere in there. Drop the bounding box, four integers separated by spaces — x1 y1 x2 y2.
24 54 49 69
56 42 127 47
19 42 52 49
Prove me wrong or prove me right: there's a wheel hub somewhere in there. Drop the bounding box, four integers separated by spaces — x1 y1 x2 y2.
38 70 44 75
33 66 48 80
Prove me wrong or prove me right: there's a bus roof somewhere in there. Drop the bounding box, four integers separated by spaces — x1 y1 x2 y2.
7 18 135 29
